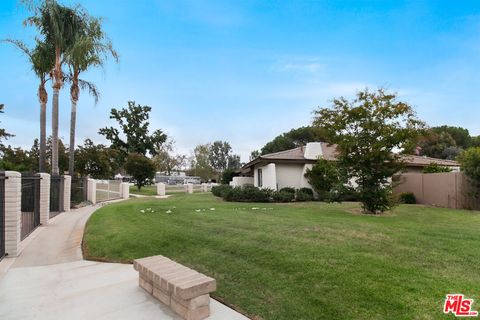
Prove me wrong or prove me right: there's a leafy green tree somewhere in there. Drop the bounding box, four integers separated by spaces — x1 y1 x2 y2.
0 145 32 171
25 0 88 175
189 144 215 181
125 153 155 190
99 101 167 165
74 138 119 179
153 139 186 175
66 14 118 176
422 163 452 173
209 141 232 179
250 150 260 161
418 130 459 159
458 147 480 195
227 154 241 170
313 88 424 214
432 125 471 149
0 104 13 150
3 40 54 172
261 126 328 155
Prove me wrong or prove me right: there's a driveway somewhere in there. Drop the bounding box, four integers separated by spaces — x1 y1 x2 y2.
0 203 249 320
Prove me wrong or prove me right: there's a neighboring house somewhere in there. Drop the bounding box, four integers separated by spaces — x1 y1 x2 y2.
231 142 460 191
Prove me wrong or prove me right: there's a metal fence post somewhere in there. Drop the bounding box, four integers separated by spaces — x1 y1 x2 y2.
4 171 21 257
38 173 50 225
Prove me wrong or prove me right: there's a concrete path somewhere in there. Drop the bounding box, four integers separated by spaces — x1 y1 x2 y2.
0 203 249 320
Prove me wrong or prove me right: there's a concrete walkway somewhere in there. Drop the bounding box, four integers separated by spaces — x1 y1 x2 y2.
0 203 248 320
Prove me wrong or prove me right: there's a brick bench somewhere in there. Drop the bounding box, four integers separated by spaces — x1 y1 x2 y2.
133 255 216 320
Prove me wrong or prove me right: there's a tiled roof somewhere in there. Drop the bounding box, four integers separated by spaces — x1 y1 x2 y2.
399 155 459 167
261 146 305 160
243 142 460 169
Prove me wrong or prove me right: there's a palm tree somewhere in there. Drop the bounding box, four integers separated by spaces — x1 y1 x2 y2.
65 16 118 176
3 39 54 172
26 0 87 175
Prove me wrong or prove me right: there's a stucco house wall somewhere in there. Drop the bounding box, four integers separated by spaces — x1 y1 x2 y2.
254 163 277 190
275 163 305 190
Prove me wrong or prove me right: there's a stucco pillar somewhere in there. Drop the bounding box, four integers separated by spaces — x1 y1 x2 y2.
121 182 130 199
4 171 22 257
87 179 96 204
187 183 193 194
201 183 208 192
63 175 71 212
157 183 166 196
38 173 50 225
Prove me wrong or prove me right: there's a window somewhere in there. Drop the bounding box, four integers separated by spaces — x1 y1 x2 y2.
257 168 263 187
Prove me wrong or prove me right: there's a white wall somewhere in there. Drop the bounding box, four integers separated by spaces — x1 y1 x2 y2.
275 164 304 190
254 163 277 190
230 176 254 187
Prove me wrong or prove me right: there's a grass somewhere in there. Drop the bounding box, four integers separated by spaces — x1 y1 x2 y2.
129 185 157 196
83 193 480 319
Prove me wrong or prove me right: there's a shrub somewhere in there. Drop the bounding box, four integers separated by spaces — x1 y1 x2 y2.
272 191 295 202
223 186 272 202
422 163 452 174
211 185 232 198
296 190 314 202
305 159 345 202
398 192 416 204
279 187 296 195
298 187 314 196
340 187 360 202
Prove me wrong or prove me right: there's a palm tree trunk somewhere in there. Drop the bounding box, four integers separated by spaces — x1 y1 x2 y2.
51 86 60 175
39 101 47 172
68 100 77 176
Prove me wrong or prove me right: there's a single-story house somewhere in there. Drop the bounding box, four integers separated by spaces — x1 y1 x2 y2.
231 142 460 191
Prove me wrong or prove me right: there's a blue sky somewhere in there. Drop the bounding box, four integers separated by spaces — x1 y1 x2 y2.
1 0 480 161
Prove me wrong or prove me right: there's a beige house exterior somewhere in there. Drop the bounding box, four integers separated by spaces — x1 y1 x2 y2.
231 142 460 191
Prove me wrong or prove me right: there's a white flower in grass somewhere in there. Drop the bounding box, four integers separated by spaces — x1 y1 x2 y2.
210 208 215 211
166 210 172 214
140 209 145 213
195 209 201 212
252 207 259 210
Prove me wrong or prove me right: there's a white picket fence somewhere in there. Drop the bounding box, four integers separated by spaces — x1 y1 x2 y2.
87 179 128 204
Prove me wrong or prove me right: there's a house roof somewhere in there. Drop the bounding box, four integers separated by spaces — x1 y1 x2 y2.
242 142 459 172
241 142 337 172
399 155 459 167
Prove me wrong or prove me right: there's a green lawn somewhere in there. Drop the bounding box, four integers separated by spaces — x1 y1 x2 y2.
83 193 480 320
129 185 157 196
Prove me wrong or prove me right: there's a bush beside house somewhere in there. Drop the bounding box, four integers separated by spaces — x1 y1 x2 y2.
212 185 315 203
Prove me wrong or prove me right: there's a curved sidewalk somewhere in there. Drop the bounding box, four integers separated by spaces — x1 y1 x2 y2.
0 203 248 320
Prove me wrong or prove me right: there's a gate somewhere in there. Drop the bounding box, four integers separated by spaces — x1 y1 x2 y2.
50 175 64 218
71 177 88 208
0 172 6 260
21 173 41 241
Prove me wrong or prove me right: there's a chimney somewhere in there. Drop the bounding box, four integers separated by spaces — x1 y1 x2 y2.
304 142 323 160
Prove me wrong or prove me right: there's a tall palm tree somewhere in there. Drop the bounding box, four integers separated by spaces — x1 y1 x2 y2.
3 39 54 172
66 16 118 176
26 0 87 175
